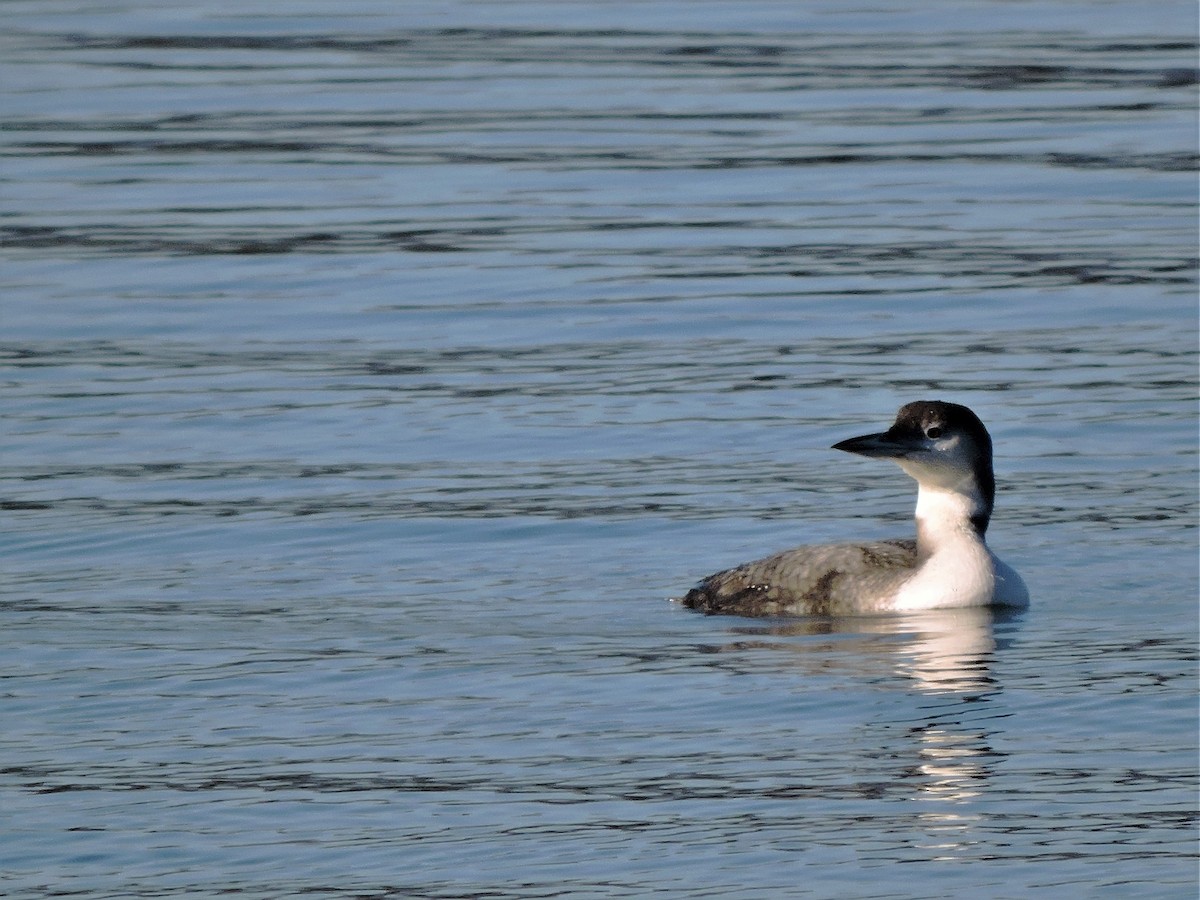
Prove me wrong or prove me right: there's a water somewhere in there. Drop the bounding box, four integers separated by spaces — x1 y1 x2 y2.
2 1 1197 897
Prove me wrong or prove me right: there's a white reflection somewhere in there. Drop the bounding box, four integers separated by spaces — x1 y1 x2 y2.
894 607 997 694
724 605 1004 695
721 606 1022 859
891 609 1010 854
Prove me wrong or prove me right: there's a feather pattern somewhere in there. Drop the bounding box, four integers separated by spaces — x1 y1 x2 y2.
682 539 917 617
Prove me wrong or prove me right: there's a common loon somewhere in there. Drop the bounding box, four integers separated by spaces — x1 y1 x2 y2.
681 400 1029 617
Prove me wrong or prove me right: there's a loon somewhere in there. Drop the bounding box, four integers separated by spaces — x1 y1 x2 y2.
681 400 1029 617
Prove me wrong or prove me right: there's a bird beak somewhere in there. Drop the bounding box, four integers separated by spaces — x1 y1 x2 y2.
831 430 913 459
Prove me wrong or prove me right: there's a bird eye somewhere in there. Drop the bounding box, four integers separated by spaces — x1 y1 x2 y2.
925 425 944 439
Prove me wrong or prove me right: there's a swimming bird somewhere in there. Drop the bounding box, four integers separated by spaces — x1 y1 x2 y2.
681 400 1029 616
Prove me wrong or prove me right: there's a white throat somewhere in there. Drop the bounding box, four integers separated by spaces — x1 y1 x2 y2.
885 478 997 611
913 481 988 556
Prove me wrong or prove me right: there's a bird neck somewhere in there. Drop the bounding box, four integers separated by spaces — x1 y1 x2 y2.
913 480 991 559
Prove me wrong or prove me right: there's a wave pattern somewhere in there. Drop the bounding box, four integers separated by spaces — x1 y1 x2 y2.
1 3 1197 899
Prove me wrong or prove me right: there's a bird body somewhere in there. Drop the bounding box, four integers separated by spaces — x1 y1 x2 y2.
681 401 1029 617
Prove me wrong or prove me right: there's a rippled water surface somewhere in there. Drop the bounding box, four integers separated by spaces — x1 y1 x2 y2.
2 1 1197 897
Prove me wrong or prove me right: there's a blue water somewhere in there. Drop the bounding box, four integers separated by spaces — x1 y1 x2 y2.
2 1 1197 897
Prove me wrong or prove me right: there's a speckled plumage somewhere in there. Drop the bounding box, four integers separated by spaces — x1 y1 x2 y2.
683 538 918 617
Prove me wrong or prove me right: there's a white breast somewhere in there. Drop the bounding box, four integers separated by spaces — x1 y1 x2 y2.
890 539 996 611
888 483 1004 612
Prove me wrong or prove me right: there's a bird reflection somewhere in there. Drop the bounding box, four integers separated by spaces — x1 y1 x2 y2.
723 605 1011 693
716 606 1024 859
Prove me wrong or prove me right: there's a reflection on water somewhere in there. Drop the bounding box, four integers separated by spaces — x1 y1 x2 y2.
726 608 1014 855
730 607 1008 694
898 608 1008 695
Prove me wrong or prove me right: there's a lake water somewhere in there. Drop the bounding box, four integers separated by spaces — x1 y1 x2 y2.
2 1 1197 897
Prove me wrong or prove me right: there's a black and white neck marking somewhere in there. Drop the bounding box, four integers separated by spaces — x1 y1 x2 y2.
833 400 996 550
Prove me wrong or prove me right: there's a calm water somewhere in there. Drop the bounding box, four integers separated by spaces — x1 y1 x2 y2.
2 1 1198 897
